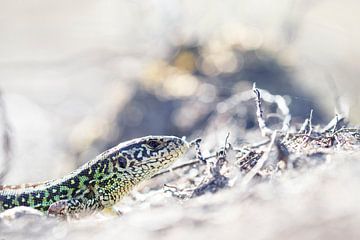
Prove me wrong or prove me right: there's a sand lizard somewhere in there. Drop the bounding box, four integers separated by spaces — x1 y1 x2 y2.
0 136 188 216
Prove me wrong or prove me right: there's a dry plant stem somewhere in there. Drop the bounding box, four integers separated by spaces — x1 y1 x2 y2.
299 109 313 135
164 136 231 199
253 85 291 132
152 159 202 178
253 83 273 137
163 135 232 197
321 114 344 133
250 139 271 148
214 84 290 127
253 84 291 133
307 109 313 135
332 114 339 133
240 130 278 188
224 132 230 149
192 148 229 197
274 95 291 132
282 114 291 132
275 140 290 170
163 184 193 199
333 128 360 135
299 119 310 134
0 91 12 184
190 138 205 163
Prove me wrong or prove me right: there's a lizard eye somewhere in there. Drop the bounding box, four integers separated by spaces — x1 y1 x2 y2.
146 140 161 149
118 156 127 168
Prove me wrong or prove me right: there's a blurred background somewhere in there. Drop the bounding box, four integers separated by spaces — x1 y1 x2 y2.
0 0 359 184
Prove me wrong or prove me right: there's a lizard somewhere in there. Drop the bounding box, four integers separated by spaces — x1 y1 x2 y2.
0 135 189 216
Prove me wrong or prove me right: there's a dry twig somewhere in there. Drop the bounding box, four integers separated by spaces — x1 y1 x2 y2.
253 83 273 137
240 130 278 188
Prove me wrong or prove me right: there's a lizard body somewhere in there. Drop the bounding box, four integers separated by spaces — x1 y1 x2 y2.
0 136 188 216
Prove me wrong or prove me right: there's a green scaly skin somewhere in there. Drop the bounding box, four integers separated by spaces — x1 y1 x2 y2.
0 136 188 216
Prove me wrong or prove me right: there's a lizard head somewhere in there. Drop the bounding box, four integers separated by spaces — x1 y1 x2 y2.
110 135 189 180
